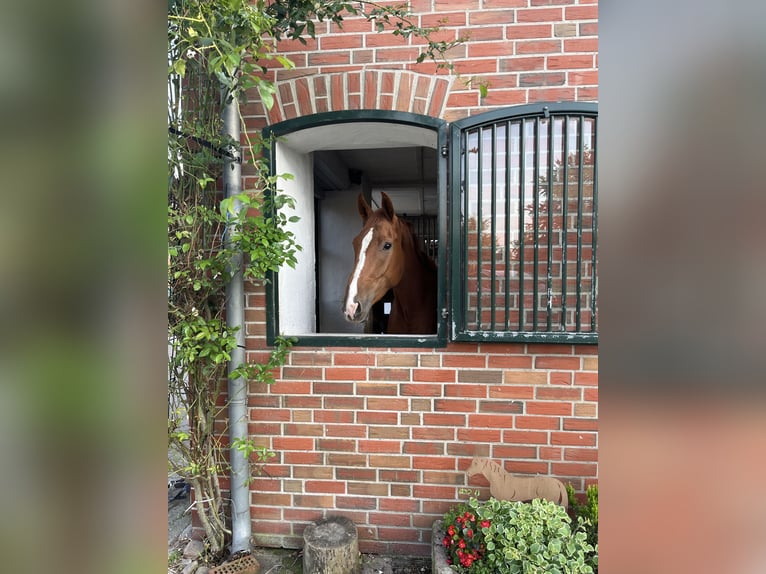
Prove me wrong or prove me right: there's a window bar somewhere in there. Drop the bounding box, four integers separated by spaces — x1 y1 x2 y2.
463 131 471 331
561 117 570 331
490 123 498 331
504 120 513 331
575 116 585 331
476 128 484 330
546 117 555 332
518 121 526 332
532 118 540 332
590 117 599 332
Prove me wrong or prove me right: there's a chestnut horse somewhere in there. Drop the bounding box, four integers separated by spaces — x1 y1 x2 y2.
343 192 437 334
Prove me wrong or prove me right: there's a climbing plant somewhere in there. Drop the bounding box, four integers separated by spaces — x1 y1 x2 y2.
167 0 464 563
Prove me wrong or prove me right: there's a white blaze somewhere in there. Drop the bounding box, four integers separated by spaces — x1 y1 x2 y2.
345 228 374 318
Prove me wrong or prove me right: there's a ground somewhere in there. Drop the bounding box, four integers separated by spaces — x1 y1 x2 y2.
168 494 432 574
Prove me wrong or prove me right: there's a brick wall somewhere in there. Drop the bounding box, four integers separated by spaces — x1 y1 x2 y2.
231 0 597 556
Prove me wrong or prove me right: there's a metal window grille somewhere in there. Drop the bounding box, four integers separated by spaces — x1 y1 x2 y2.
451 104 598 342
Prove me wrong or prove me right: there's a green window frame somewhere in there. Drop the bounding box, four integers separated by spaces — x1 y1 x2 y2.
449 103 598 343
264 110 449 348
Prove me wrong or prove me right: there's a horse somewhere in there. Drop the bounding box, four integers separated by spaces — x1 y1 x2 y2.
466 457 568 508
343 192 437 334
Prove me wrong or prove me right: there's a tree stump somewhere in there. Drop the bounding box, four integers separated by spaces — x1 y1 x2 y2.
302 515 359 574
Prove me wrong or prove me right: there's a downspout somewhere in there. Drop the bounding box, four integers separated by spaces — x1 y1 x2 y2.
223 94 251 555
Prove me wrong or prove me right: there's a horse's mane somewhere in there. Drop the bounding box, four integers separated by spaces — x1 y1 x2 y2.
400 219 437 272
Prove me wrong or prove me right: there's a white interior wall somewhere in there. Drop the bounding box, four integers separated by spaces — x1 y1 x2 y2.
275 142 316 334
318 187 366 334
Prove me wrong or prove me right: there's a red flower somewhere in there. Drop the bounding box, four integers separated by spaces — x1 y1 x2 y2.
458 540 466 549
466 529 474 538
480 520 490 528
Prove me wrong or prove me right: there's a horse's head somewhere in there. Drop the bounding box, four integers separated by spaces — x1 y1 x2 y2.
343 192 406 324
466 457 484 478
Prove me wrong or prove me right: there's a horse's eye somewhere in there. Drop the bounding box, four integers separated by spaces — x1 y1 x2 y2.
383 242 392 250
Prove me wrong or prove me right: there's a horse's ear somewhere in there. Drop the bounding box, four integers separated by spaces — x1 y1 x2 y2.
380 192 396 221
357 193 373 223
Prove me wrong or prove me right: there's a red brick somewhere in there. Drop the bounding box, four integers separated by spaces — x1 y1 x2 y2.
325 397 365 410
487 355 533 368
564 447 598 462
469 9 516 24
356 382 399 401
413 456 455 470
563 417 598 431
552 462 597 477
517 7 563 22
457 428 502 442
336 496 377 510
413 484 456 499
527 401 572 416
348 482 388 496
321 34 363 50
478 400 523 413
314 410 354 424
421 11 468 27
565 38 598 53
357 411 398 425
489 385 534 399
434 398 476 412
503 429 550 444
281 366 322 380
412 427 455 441
324 368 367 381
468 42 515 58
400 382 443 395
367 397 408 410
547 55 594 69
515 415 560 430
284 395 322 409
369 368 411 381
444 383 486 399
443 354 486 368
551 431 596 446
314 381 354 394
369 512 411 527
412 369 455 383
369 426 409 440
536 387 581 400
336 467 376 481
269 381 311 394
468 414 514 429
359 440 402 453
305 480 345 494
316 438 355 452
403 441 444 455
369 455 410 468
325 424 366 438
273 437 314 451
284 451 323 465
284 423 324 436
334 352 375 366
492 445 537 458
574 372 598 386
565 5 598 20
549 371 573 385
379 497 420 512
423 413 466 426
327 453 366 467
528 87 576 102
447 442 490 458
534 356 581 370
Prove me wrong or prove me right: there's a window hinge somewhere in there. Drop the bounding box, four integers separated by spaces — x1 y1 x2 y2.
440 145 448 158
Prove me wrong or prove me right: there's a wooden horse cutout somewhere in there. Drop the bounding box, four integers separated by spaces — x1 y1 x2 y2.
466 457 568 509
343 192 437 334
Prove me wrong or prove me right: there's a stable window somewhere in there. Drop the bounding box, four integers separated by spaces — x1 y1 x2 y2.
265 111 448 347
265 104 597 347
450 103 598 342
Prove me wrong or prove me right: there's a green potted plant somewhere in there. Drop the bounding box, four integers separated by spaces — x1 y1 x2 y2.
442 497 597 573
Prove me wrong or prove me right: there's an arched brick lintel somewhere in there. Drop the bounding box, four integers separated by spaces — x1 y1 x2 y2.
265 70 453 124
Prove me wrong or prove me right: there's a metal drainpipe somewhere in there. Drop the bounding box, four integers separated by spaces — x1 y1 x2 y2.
223 93 251 555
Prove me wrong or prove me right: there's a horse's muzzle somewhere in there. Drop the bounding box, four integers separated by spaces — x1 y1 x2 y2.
344 300 360 322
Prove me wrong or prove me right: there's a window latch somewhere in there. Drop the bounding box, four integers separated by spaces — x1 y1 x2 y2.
441 308 449 319
440 145 448 158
